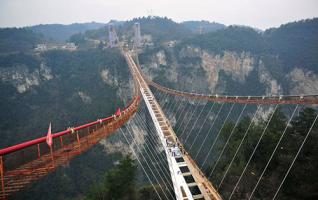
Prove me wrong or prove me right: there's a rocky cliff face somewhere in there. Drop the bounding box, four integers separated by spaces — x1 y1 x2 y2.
258 61 282 95
140 46 318 96
100 68 119 86
141 50 178 84
201 50 254 92
288 68 318 94
0 62 53 93
142 47 256 94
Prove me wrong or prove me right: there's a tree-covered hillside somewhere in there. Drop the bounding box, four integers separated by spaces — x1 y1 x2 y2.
0 47 134 200
180 18 318 73
181 20 226 33
70 16 193 45
85 155 168 200
264 18 318 73
30 22 106 42
0 28 44 53
139 18 318 97
180 25 264 54
121 17 193 43
208 107 318 199
0 48 130 147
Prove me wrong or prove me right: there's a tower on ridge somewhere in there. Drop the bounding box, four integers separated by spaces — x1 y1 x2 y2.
133 22 141 48
108 23 118 48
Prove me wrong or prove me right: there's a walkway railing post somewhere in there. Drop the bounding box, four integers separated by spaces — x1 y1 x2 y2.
76 131 81 152
37 144 41 159
59 136 64 148
1 156 6 198
50 146 55 168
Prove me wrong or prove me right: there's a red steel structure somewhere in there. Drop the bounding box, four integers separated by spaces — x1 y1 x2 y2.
0 95 140 200
146 79 318 105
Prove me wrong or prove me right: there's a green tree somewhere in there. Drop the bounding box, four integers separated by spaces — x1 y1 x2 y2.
138 185 162 200
280 107 318 199
85 155 137 200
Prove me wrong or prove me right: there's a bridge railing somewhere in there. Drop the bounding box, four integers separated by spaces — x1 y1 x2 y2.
0 94 140 199
146 78 318 105
0 116 112 171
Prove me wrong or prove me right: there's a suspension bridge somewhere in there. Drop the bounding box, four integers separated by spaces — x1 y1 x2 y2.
1 39 318 200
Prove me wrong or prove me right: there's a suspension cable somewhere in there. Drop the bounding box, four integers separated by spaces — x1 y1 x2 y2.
126 118 175 196
209 104 247 178
194 102 225 160
125 123 174 200
229 104 279 200
135 113 171 175
169 95 180 114
175 99 192 134
164 95 177 116
248 105 299 199
135 111 173 179
184 101 209 144
218 105 261 189
120 128 163 200
179 101 202 139
189 102 216 152
173 96 187 121
272 111 318 200
173 98 190 132
201 103 235 168
171 97 183 126
159 91 170 111
156 91 166 106
160 92 171 111
131 114 174 191
139 102 175 175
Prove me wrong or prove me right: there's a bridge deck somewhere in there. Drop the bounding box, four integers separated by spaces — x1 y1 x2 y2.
125 52 222 200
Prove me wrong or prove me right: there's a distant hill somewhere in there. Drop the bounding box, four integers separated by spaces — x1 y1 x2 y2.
121 16 193 42
30 22 106 42
264 18 318 73
72 16 193 44
180 25 263 54
0 28 44 53
179 18 318 73
181 20 226 33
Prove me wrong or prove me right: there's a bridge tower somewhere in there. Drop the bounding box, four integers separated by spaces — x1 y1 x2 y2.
198 25 204 35
108 23 119 48
133 22 142 48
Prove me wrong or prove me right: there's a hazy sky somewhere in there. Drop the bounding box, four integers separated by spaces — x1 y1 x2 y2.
0 0 317 29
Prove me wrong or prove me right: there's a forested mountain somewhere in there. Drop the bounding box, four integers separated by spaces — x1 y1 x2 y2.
0 47 136 200
30 22 106 42
181 20 226 33
0 48 129 146
122 17 193 42
0 28 44 53
180 25 263 54
70 16 193 45
140 18 318 96
264 18 318 73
